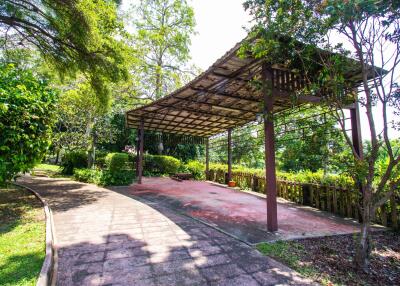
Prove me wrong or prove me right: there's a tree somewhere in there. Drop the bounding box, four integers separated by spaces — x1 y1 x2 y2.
0 0 130 107
242 0 400 271
275 105 348 173
0 63 57 183
127 0 197 100
52 78 123 166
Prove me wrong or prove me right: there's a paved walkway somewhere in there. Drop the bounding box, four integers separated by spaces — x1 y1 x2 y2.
18 175 316 286
131 178 361 243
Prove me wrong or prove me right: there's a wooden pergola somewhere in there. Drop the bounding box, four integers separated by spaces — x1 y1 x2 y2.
126 37 367 232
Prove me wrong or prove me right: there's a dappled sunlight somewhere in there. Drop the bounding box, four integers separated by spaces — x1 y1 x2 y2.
18 175 318 285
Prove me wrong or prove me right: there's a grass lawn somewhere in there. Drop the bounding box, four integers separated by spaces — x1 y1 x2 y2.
0 184 45 286
32 163 61 177
257 232 400 286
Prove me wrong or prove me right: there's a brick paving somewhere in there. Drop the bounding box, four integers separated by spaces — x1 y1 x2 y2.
18 175 317 286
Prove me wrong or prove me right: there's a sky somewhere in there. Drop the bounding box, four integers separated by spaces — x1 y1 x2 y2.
121 0 399 140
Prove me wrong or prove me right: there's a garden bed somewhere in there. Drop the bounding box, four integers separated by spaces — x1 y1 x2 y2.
257 231 400 286
0 184 45 286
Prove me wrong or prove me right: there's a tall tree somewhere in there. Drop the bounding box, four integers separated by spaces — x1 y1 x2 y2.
242 0 400 270
128 0 197 100
52 78 123 165
0 0 130 107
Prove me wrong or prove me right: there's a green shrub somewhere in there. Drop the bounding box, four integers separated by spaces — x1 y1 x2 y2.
105 153 131 173
94 150 109 168
73 168 135 186
185 161 205 180
144 155 182 175
73 168 102 184
0 64 57 183
208 163 354 189
61 151 87 175
99 170 135 186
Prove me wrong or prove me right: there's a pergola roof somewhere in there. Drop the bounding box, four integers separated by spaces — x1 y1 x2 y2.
126 37 367 138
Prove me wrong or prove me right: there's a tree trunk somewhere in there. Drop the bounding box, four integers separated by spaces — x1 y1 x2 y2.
355 210 371 272
55 148 60 165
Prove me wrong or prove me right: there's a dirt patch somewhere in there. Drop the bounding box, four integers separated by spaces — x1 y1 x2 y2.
259 231 400 285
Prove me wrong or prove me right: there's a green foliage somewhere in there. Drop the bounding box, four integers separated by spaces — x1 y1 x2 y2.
143 154 182 176
1 0 131 106
185 161 205 180
73 168 134 186
128 0 197 99
74 152 134 186
61 151 88 175
0 64 57 183
208 163 354 189
52 79 121 152
274 106 348 173
94 150 109 169
73 168 102 184
105 153 131 172
99 170 135 186
210 127 264 169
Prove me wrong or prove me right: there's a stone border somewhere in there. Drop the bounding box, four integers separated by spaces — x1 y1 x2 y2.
13 182 58 286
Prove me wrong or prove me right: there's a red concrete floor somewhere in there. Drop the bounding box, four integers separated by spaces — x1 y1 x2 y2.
130 177 367 244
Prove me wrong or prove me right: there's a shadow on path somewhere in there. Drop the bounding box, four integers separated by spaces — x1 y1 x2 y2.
17 176 106 212
17 175 317 285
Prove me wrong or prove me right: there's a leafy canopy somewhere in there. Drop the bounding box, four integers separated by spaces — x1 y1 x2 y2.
128 0 197 99
0 0 131 107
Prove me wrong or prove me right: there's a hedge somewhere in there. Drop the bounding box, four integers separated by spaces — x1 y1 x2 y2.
61 150 87 175
73 152 134 186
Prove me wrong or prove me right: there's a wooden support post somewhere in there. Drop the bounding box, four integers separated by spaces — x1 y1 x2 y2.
227 128 232 183
137 118 145 184
262 63 278 232
350 103 363 158
350 101 364 222
205 138 210 180
135 128 140 177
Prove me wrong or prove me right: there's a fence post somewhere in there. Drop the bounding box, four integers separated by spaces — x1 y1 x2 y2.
302 184 311 206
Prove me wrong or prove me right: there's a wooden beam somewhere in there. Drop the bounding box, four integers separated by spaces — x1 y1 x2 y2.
171 95 257 114
127 116 225 133
262 63 278 232
190 87 261 104
128 125 211 137
154 103 251 121
127 113 229 128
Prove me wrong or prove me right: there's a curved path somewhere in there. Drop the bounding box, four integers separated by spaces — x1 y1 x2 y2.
17 175 316 286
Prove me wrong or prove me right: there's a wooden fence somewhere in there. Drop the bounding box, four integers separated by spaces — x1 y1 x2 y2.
206 169 399 229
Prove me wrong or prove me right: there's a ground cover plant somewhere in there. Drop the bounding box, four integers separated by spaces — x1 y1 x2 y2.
257 231 400 286
0 184 45 286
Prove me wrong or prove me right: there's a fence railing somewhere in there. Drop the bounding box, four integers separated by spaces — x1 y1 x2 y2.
206 169 399 229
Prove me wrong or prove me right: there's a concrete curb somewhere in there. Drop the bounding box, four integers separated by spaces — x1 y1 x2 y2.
13 182 58 286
